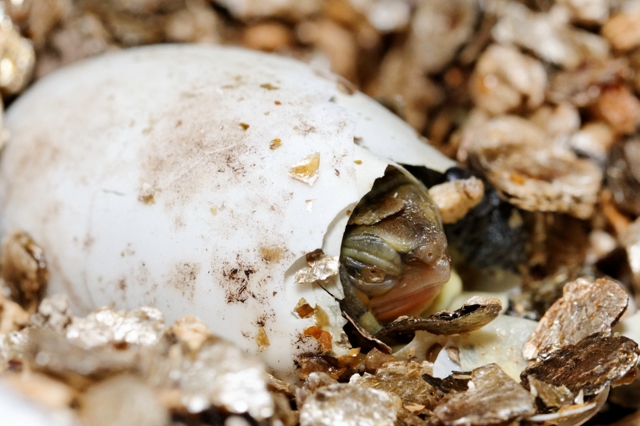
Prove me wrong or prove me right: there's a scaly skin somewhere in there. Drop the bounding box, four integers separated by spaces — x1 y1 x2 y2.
340 166 452 333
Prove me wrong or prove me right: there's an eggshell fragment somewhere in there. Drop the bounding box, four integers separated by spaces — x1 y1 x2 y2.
0 45 454 381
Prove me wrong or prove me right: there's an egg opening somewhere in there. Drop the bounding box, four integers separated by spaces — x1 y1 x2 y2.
339 166 451 333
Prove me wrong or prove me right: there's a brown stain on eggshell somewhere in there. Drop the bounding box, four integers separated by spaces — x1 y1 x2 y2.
139 102 255 213
167 262 201 302
218 257 271 305
135 76 318 318
13 135 62 187
260 83 279 90
293 122 317 136
259 246 285 262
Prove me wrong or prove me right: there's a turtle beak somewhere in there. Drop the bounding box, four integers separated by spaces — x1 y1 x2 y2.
368 254 451 322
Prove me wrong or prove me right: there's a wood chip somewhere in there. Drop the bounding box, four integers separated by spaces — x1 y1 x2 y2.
521 333 639 396
527 376 574 408
523 277 628 360
467 116 603 219
434 363 536 425
525 387 610 426
299 384 401 426
350 361 440 408
0 232 49 312
428 177 484 224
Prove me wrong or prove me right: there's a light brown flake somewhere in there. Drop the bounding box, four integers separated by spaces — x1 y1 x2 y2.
557 0 610 24
296 19 358 81
164 1 221 44
4 0 70 50
29 294 72 332
243 23 293 52
523 277 628 360
137 182 155 204
408 0 479 74
467 116 602 219
527 376 574 408
171 315 212 353
364 348 398 371
529 102 581 138
299 383 401 426
289 152 320 186
80 374 168 426
525 387 610 426
259 246 285 263
297 352 369 383
493 2 608 69
303 326 332 352
607 139 640 216
428 177 484 224
593 85 640 134
602 6 640 51
269 138 282 150
350 361 440 408
568 121 615 163
621 217 640 299
0 291 29 334
24 328 138 389
434 363 536 425
0 16 35 94
470 44 546 115
64 306 166 349
48 13 113 69
294 249 339 286
547 58 628 107
256 326 270 351
294 298 315 319
0 232 49 312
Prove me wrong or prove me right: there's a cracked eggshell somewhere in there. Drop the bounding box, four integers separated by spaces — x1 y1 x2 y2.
0 45 454 382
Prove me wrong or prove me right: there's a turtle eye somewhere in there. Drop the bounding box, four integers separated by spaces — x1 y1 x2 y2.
340 232 402 297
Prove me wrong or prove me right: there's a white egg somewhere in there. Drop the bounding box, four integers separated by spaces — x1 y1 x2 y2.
0 45 454 381
0 380 78 426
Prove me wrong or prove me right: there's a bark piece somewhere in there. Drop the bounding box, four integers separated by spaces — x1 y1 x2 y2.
521 333 639 396
523 277 628 360
0 232 49 312
429 177 484 224
350 361 440 408
299 383 401 426
434 363 536 425
466 116 602 219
